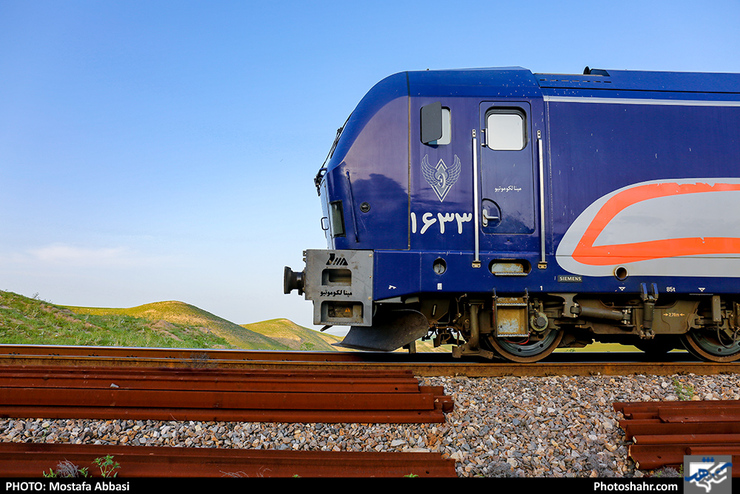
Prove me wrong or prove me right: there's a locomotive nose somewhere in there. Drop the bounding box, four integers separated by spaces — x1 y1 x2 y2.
283 266 305 295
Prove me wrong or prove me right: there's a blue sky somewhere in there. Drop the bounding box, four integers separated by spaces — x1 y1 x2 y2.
1 0 739 334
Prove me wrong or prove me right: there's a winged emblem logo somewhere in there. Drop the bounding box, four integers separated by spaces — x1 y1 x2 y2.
422 154 461 202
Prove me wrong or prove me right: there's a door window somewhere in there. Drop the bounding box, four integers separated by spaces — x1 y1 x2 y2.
486 110 526 150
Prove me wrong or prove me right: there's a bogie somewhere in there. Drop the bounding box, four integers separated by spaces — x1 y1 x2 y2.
425 293 740 363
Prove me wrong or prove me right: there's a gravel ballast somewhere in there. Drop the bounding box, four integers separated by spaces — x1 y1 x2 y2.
1 373 738 478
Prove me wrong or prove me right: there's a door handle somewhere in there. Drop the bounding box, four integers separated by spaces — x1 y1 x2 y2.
482 209 500 227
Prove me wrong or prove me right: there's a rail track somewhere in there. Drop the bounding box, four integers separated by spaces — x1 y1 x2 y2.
1 344 738 478
0 344 737 377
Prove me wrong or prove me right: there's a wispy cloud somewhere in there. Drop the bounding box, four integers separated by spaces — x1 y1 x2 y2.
27 243 163 268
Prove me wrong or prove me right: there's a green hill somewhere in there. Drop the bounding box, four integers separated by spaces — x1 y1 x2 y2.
0 290 448 354
0 290 340 351
241 318 342 351
0 291 232 349
68 301 292 351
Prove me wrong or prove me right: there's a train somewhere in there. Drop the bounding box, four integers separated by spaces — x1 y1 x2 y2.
283 66 740 363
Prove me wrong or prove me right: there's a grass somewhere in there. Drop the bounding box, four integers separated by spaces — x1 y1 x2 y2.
0 290 431 353
555 342 640 353
68 301 295 350
0 291 234 349
0 290 351 352
241 318 342 351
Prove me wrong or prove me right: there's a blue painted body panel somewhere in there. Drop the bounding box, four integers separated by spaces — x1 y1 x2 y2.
324 72 410 251
319 67 740 304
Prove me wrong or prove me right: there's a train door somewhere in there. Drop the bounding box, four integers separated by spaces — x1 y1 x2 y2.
478 102 536 238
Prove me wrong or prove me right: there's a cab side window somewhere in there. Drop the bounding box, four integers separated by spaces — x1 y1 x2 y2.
435 107 451 145
420 102 451 145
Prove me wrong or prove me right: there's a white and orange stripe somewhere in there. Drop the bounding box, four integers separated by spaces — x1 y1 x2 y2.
556 179 740 278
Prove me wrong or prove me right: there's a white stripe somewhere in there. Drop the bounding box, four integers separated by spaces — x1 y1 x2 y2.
544 95 740 107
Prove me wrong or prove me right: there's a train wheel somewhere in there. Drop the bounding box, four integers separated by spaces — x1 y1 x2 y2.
483 329 564 363
681 329 740 363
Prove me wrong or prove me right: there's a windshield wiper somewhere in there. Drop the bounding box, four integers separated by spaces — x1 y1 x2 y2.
314 115 351 195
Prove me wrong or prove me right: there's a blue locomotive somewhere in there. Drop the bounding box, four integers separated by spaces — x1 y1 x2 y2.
283 66 740 363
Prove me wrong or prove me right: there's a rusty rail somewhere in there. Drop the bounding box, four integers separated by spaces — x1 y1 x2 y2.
615 400 740 476
1 343 738 378
0 442 457 478
0 364 452 423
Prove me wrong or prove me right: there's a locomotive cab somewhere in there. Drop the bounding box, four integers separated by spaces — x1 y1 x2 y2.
284 70 429 348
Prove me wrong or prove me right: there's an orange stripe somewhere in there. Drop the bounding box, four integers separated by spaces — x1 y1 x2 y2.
571 182 740 266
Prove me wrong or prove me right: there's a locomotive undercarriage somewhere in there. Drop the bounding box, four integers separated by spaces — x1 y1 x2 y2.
285 250 740 363
409 292 740 363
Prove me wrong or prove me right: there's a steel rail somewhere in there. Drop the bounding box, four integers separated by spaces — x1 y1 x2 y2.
0 365 429 393
615 400 740 476
0 442 458 478
0 344 737 377
0 344 369 362
0 364 452 423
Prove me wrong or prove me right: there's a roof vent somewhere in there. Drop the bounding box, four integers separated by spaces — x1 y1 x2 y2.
583 66 610 76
